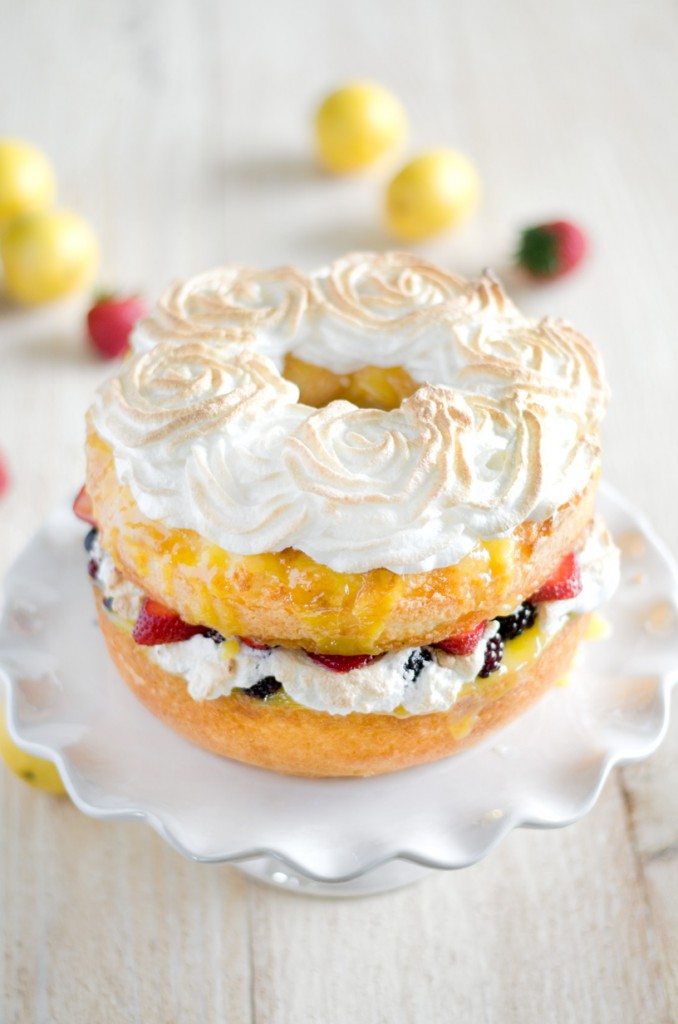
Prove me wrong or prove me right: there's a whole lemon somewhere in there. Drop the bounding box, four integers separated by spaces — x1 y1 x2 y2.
385 149 480 240
315 81 407 173
0 707 65 794
1 208 98 304
0 139 56 229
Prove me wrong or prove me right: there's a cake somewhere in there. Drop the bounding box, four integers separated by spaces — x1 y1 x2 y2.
75 251 619 776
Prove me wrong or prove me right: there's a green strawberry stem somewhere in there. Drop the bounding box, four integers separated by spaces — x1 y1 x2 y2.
516 226 559 276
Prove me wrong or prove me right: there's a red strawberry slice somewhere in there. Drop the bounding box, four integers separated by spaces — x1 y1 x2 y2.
306 652 382 673
435 620 487 656
239 636 272 651
530 552 582 603
73 485 96 525
132 598 206 646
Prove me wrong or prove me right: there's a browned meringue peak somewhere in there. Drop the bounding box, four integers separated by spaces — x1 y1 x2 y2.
100 342 301 451
137 264 314 360
134 252 506 349
312 250 476 327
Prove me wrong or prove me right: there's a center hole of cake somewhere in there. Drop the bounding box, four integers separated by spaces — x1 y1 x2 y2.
282 354 419 411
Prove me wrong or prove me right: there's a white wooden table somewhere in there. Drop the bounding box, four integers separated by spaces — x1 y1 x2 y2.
1 1 677 1020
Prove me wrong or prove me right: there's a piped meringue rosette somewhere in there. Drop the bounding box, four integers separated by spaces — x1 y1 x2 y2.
81 251 618 777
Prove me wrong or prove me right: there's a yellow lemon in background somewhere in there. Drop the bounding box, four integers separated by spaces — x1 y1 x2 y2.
315 81 407 173
1 208 98 304
0 139 56 229
385 149 480 240
0 707 65 794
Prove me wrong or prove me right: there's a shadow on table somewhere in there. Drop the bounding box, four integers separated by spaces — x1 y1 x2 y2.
293 219 392 261
9 331 100 367
217 152 324 190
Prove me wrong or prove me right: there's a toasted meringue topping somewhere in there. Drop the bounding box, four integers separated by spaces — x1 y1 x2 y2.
93 252 609 574
138 265 314 364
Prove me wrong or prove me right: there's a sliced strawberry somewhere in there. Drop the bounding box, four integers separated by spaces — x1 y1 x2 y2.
239 636 272 651
306 651 382 673
132 598 206 646
73 485 96 526
530 552 582 603
435 620 487 656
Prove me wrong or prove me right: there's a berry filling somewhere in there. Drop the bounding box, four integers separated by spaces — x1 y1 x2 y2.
239 636 272 651
84 527 98 552
479 634 504 677
89 538 586 701
243 677 283 700
497 601 537 641
435 620 487 656
403 647 433 682
306 652 383 673
202 628 226 644
87 523 619 716
530 552 582 603
132 598 209 646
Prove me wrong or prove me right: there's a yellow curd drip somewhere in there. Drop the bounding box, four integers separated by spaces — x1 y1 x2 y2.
500 619 547 675
448 711 479 739
483 538 519 614
220 639 240 660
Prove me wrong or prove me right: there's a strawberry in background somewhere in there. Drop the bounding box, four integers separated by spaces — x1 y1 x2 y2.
0 448 9 499
87 293 148 359
516 220 588 280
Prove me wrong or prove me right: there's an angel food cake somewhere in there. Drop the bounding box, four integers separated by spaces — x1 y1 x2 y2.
75 252 619 776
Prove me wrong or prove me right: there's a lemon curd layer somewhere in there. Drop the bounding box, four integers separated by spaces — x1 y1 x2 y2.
86 424 596 654
91 513 620 718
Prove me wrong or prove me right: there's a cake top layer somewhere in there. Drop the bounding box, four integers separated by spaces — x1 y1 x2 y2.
91 251 608 574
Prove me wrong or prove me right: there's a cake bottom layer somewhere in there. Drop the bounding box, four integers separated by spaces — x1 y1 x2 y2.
97 595 590 778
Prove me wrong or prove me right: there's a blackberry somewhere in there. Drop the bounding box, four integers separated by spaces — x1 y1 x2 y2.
84 527 98 552
497 601 537 641
244 677 282 700
202 628 225 644
87 558 99 579
403 647 433 682
479 634 504 678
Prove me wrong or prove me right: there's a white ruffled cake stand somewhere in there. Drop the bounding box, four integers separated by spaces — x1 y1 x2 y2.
0 483 676 896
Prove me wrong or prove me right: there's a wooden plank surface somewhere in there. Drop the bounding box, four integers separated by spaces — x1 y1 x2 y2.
1 0 677 1020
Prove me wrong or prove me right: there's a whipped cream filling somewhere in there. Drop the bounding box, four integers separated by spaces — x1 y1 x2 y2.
90 252 609 575
92 519 619 717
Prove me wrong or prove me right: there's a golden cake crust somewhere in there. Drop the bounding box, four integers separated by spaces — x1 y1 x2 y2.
86 427 597 654
96 593 589 778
